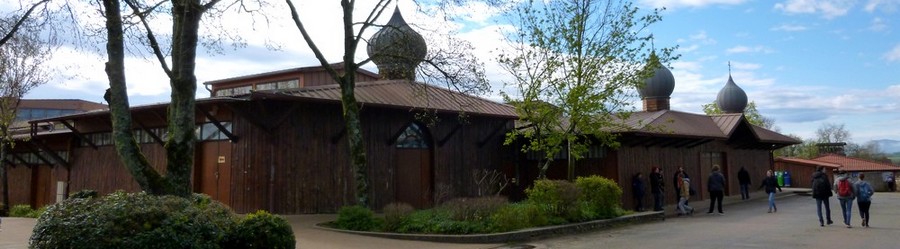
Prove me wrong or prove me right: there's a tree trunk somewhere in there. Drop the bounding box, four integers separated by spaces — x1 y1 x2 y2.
567 138 574 181
1 143 9 216
102 0 167 195
340 73 369 207
164 0 203 198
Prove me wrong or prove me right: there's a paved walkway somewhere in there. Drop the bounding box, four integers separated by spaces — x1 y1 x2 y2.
2 188 876 249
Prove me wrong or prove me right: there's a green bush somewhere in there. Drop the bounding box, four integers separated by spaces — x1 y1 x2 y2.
10 204 34 217
30 192 238 249
225 210 295 249
489 202 548 232
334 205 382 231
438 196 508 222
68 189 98 199
394 209 485 234
576 175 623 219
382 202 414 232
525 179 581 222
27 206 48 218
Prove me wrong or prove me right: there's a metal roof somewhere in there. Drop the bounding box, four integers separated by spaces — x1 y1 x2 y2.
710 114 742 137
618 110 799 145
266 80 518 118
812 154 900 172
201 63 380 86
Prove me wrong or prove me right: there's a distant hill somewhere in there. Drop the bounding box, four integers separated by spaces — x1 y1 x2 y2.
872 139 900 154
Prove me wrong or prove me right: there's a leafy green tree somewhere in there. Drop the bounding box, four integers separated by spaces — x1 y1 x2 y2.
814 122 850 143
701 101 775 130
774 135 818 159
499 0 675 180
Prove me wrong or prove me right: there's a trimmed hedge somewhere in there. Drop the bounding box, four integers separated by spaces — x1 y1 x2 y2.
334 205 382 231
576 176 624 219
225 210 295 249
31 192 236 249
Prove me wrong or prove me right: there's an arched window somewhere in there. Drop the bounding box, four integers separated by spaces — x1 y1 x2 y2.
395 123 429 149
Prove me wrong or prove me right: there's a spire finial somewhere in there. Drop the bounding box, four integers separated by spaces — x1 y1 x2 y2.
728 61 732 76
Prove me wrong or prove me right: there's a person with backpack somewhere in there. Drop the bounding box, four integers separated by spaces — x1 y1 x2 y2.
707 165 726 215
811 166 834 227
677 172 694 216
855 174 874 227
833 170 857 228
758 170 782 213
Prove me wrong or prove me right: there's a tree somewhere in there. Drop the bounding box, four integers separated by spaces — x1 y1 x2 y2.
0 1 55 215
846 141 888 161
815 122 850 143
499 0 674 180
774 135 819 159
702 101 776 130
284 0 491 207
98 0 259 197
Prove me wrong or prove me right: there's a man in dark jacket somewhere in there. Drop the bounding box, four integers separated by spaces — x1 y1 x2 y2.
738 167 751 200
812 166 834 226
707 165 726 214
650 167 664 211
632 173 646 212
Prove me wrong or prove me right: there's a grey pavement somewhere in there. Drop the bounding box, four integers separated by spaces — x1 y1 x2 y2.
3 190 899 249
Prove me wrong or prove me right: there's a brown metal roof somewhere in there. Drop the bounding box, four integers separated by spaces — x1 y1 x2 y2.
622 110 728 138
28 97 248 123
812 154 900 172
750 125 801 144
269 80 518 118
19 99 107 111
202 63 380 85
710 114 742 136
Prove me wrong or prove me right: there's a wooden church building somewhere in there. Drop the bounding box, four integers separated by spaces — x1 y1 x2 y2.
3 8 799 214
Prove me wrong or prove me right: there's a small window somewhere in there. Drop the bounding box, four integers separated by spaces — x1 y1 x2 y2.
256 82 277 90
277 79 299 89
395 123 429 149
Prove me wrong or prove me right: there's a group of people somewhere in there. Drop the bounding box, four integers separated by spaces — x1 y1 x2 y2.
632 165 876 226
811 166 875 228
632 165 727 216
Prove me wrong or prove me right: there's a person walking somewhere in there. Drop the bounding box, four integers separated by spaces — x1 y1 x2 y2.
650 167 665 211
758 170 782 213
677 172 694 216
738 167 751 200
833 170 857 228
811 166 834 226
632 172 646 212
707 165 726 215
855 174 874 227
673 166 691 210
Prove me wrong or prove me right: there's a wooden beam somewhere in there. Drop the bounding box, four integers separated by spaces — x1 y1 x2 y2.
436 123 463 147
21 142 55 167
199 106 238 142
59 120 98 150
685 139 713 148
29 140 70 168
134 118 165 146
225 102 269 133
331 127 346 144
10 153 33 168
386 122 411 146
477 120 509 147
3 159 16 168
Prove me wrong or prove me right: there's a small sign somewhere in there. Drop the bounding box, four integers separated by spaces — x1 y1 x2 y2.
217 156 226 164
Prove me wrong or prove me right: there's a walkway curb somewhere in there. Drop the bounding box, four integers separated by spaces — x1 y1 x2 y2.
315 211 665 244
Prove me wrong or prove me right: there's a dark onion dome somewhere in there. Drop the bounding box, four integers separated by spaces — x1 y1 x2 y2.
716 75 748 113
366 6 427 81
638 59 675 99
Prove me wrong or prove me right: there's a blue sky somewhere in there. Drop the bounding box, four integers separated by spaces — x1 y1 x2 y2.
18 0 900 146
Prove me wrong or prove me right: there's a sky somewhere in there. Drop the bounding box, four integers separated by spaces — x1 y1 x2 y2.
13 0 900 146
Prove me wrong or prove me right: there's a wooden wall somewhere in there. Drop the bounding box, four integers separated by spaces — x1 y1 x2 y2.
67 144 168 195
225 100 513 214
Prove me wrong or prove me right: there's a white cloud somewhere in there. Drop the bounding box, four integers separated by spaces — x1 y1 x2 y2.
730 61 761 70
639 0 748 9
774 0 856 19
865 0 900 12
771 24 808 31
885 44 900 61
726 45 775 54
887 85 900 97
869 17 888 32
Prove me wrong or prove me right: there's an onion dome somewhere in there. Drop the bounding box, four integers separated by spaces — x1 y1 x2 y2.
716 76 748 113
366 6 427 81
638 63 675 99
638 52 674 111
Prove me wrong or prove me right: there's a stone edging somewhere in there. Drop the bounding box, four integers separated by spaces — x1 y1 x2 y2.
314 211 665 244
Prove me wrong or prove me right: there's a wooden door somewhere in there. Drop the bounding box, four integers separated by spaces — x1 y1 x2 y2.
197 141 232 205
32 166 52 208
393 123 433 209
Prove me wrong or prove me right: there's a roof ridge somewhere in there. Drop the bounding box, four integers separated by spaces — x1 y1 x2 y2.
817 153 898 167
